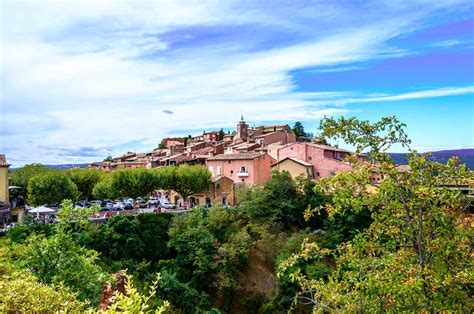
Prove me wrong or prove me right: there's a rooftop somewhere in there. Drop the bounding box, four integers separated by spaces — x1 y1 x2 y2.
207 152 265 161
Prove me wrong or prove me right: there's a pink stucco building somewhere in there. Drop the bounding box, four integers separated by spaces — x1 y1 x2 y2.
206 152 275 186
273 142 353 179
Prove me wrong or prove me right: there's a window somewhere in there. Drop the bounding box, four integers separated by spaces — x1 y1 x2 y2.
217 166 222 175
222 196 227 206
228 160 231 164
230 170 233 174
240 166 247 173
330 171 335 176
241 179 245 182
316 172 320 177
209 166 214 174
308 156 312 161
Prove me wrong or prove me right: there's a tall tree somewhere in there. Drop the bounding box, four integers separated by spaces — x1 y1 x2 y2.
110 168 159 200
292 122 308 141
172 165 212 202
10 163 51 190
28 172 78 206
218 128 225 141
67 168 103 200
279 116 473 312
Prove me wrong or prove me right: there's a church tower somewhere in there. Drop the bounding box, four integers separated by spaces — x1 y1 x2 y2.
235 115 249 142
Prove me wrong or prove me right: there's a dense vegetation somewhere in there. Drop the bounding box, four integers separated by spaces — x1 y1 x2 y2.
2 116 472 313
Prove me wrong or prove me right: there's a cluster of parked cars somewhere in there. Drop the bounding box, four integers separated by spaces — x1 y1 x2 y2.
75 197 177 212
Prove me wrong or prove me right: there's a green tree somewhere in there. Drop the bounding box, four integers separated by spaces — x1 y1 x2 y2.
67 168 103 200
92 176 119 200
103 155 113 162
218 128 225 141
169 165 212 203
110 168 159 200
279 116 474 312
0 242 87 312
28 171 78 206
292 122 308 141
9 163 51 190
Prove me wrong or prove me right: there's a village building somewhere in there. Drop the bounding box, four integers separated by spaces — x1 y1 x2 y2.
206 152 275 186
191 175 236 207
271 157 314 179
272 142 353 179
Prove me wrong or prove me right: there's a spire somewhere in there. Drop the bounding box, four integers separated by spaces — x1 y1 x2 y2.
240 114 244 121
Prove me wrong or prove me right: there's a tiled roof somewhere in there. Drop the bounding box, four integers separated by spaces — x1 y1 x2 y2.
0 154 9 167
207 152 265 161
272 157 313 167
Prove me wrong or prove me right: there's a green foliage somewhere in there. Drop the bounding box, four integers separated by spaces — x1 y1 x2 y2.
88 213 172 263
9 163 51 190
292 121 311 141
168 164 212 201
111 168 160 199
17 232 107 304
67 168 103 200
93 176 119 200
279 116 474 312
104 271 170 314
103 155 113 162
218 128 225 141
240 171 327 230
56 199 100 233
6 223 55 243
0 240 87 312
28 171 78 206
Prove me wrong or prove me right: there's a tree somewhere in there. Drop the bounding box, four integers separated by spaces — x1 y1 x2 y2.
171 165 212 202
28 172 78 206
278 116 473 312
67 168 103 200
92 177 119 200
218 128 225 141
292 122 308 141
110 168 159 200
9 163 51 190
103 156 113 162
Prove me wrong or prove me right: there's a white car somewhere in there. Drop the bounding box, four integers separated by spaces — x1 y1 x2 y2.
148 198 160 206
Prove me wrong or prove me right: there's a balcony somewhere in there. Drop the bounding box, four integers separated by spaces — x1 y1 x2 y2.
237 171 249 177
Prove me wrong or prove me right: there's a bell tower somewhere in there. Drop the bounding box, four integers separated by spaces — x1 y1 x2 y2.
236 115 248 142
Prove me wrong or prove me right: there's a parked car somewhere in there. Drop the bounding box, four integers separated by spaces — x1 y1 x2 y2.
136 200 148 208
148 197 160 206
112 202 124 211
123 203 134 210
162 203 176 210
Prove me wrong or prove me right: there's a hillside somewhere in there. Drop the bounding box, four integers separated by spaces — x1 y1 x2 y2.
390 149 474 170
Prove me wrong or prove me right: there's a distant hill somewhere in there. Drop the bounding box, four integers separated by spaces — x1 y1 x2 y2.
44 163 90 169
390 149 474 170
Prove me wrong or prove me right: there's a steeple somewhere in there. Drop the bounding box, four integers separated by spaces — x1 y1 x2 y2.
240 114 244 121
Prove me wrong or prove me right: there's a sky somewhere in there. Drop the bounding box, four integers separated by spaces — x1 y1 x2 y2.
1 0 473 167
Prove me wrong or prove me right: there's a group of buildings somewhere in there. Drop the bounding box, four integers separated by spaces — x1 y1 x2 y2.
90 116 355 207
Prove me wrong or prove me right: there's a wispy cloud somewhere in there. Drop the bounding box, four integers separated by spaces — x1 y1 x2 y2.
1 0 472 166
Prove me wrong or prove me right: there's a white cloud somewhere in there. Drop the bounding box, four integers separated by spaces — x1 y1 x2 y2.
1 0 472 166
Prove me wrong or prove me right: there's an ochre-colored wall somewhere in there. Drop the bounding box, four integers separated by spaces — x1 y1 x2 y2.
0 167 9 206
272 159 312 179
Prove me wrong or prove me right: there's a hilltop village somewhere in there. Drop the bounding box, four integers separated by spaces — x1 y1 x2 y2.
90 116 355 206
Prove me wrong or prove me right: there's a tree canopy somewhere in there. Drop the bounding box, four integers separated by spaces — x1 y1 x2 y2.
27 171 78 206
279 116 474 312
67 168 103 200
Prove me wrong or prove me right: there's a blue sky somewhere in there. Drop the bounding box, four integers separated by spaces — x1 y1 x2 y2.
0 0 473 166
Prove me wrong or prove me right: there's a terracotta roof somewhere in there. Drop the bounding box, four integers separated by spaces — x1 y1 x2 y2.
0 154 10 167
272 157 312 167
207 152 265 161
212 175 234 183
307 143 352 153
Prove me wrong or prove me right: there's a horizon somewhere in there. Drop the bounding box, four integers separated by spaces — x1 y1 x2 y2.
1 1 473 167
